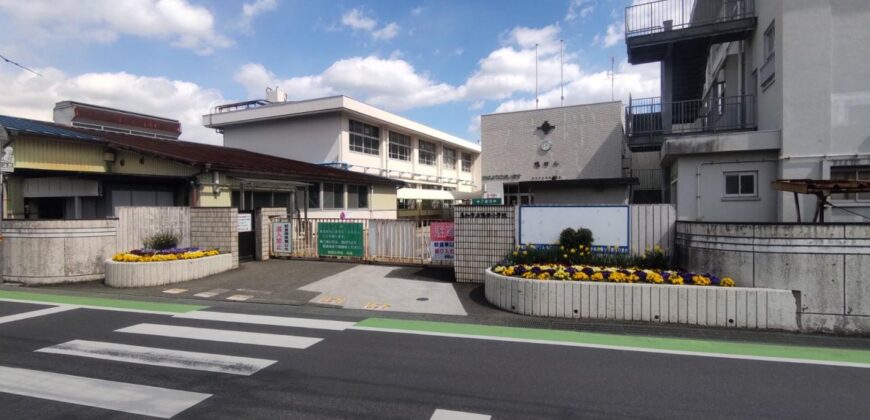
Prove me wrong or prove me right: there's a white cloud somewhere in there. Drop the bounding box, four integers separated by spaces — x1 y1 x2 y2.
239 0 278 32
593 22 623 48
467 115 481 137
372 22 399 40
565 0 595 21
0 67 227 144
410 6 425 16
0 0 233 55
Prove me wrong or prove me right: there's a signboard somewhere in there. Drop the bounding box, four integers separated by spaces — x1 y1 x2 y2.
272 221 292 253
1 146 14 173
483 192 502 199
519 206 630 253
471 197 503 205
237 213 252 233
429 221 455 261
317 222 364 257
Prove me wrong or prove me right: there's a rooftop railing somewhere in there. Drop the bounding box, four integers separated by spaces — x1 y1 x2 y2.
625 0 755 38
626 94 756 138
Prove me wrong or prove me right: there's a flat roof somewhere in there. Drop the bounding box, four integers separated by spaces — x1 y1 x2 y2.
481 100 623 118
203 95 481 153
54 101 179 124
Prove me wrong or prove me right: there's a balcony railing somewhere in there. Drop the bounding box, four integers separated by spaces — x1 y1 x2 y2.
625 94 756 138
625 0 755 38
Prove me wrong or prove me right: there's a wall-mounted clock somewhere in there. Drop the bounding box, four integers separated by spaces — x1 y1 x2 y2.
540 140 552 151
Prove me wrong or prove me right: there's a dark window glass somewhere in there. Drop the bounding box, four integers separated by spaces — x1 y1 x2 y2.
419 140 436 165
725 175 740 195
349 120 380 155
389 132 411 160
740 174 755 195
307 183 320 208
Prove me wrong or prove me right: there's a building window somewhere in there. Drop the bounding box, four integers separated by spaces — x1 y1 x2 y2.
307 183 320 208
388 132 411 161
724 171 757 198
831 167 870 201
761 21 775 88
322 183 345 209
503 183 533 205
443 148 456 170
418 140 436 166
461 152 473 172
347 185 369 209
349 120 380 155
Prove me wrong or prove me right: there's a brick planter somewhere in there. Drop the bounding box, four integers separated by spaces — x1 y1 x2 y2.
484 269 799 331
105 254 233 288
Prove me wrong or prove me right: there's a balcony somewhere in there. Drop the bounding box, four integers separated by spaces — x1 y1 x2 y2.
625 94 756 151
626 0 756 64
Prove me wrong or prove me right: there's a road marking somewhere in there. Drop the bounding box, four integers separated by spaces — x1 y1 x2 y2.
174 311 355 331
236 288 272 295
117 323 322 349
0 365 210 418
37 340 276 376
363 302 391 311
315 295 346 305
352 318 870 369
194 289 229 298
431 409 491 420
0 305 75 325
162 288 188 295
225 294 253 301
0 290 207 314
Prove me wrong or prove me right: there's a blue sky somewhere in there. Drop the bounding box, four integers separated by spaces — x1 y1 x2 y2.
0 0 659 144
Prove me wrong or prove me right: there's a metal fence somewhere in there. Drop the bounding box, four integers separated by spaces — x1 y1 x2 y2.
626 94 756 137
625 0 755 38
271 217 453 266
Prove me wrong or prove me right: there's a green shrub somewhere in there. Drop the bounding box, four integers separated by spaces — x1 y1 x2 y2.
143 231 179 250
558 227 594 250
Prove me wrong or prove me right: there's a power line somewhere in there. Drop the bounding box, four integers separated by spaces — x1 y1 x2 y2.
0 53 41 76
828 202 870 222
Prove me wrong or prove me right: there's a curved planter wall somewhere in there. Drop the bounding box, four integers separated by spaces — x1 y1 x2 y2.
484 269 799 331
1 219 117 285
105 253 233 288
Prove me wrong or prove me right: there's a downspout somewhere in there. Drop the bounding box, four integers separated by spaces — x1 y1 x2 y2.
695 158 778 221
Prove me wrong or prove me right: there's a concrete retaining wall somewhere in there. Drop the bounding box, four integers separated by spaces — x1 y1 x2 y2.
674 222 870 334
190 207 238 268
1 219 117 284
105 253 233 288
454 205 515 283
484 269 800 331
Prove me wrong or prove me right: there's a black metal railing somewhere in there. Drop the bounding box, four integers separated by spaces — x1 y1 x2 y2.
625 94 756 137
625 0 755 38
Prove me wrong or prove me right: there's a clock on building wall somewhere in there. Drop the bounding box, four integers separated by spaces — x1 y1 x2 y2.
540 140 552 151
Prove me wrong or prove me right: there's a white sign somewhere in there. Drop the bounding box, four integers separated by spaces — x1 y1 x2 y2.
237 213 252 233
272 221 292 253
1 146 14 173
483 192 502 199
519 206 630 252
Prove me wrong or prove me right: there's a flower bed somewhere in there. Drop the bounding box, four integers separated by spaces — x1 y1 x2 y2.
493 264 735 287
112 247 220 263
105 252 233 288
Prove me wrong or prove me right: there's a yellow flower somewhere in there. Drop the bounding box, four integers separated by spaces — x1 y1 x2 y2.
720 277 735 287
522 271 536 279
503 266 515 276
591 272 604 281
494 266 505 273
572 271 589 281
669 275 684 285
522 251 528 256
513 251 518 256
537 272 550 280
562 254 568 259
560 245 565 250
570 248 576 254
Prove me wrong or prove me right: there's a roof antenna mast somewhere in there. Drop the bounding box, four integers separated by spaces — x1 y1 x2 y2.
535 43 539 110
560 39 564 107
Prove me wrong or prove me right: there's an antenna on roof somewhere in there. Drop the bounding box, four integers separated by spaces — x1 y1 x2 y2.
560 39 564 107
535 44 539 110
610 56 615 102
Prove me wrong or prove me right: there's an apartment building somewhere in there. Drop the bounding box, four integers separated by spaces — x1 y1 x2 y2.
203 94 482 218
624 0 870 222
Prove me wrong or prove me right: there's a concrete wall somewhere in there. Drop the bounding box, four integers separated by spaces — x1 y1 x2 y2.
1 219 117 284
105 253 233 288
674 221 870 334
454 205 515 283
254 207 287 261
190 207 239 268
481 102 626 194
222 112 343 164
485 270 799 331
115 206 191 252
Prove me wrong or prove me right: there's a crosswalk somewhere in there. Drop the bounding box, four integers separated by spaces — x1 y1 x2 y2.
0 307 348 418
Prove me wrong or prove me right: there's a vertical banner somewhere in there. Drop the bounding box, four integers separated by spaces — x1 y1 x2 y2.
272 221 292 254
317 222 364 257
430 221 455 261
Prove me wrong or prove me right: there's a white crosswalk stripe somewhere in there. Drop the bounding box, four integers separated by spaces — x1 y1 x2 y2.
173 310 355 331
0 365 211 418
37 340 276 376
117 323 323 349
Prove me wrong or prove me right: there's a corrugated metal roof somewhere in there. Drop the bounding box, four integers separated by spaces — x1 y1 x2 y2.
0 115 100 141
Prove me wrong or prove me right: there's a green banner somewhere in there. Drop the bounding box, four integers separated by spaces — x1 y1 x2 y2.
471 197 503 205
317 222 364 257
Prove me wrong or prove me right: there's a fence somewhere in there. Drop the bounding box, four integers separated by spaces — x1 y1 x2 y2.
270 217 453 266
629 204 676 255
115 206 190 252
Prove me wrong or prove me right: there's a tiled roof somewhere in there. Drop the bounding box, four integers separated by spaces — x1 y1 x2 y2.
0 115 99 141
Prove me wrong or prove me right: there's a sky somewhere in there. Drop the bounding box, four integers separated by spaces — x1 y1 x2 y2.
0 0 659 145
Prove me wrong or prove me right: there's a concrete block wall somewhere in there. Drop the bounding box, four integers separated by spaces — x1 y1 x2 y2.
454 205 515 283
190 207 239 268
484 270 800 331
255 207 288 261
105 253 233 288
675 222 870 334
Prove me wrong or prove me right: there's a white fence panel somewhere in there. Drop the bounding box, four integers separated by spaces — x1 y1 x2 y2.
629 204 675 255
116 206 190 252
368 219 419 261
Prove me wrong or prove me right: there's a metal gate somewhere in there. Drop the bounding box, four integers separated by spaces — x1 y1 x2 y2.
237 211 255 262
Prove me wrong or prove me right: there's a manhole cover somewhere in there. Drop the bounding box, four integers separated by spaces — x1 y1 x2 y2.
416 297 429 301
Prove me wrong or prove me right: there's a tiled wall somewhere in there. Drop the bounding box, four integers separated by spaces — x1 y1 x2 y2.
190 207 239 268
255 207 288 261
454 205 515 283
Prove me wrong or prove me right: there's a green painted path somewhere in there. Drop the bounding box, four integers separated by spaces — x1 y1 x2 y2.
0 290 207 313
356 318 870 368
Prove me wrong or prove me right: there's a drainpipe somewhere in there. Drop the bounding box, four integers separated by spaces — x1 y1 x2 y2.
695 158 778 221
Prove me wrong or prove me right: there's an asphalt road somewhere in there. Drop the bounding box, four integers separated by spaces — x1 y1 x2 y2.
2 297 870 419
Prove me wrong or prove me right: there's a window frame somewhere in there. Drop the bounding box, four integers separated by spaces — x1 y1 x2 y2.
830 167 870 202
723 171 758 198
349 120 381 156
461 152 473 172
321 183 345 209
388 131 411 161
418 140 436 166
347 185 370 209
443 147 456 170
